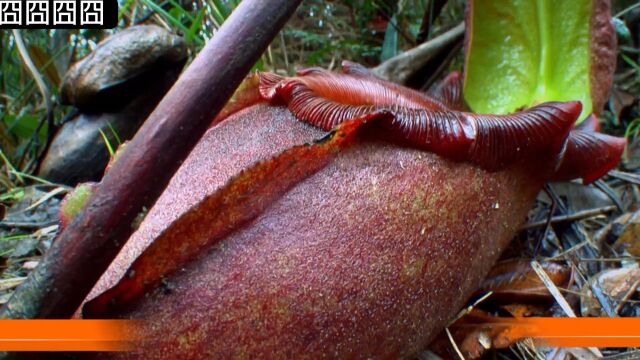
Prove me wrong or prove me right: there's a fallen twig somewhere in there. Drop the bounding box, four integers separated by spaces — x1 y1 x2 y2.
444 327 465 360
0 221 58 230
609 170 640 185
373 22 464 84
0 278 27 292
615 277 640 314
521 205 617 230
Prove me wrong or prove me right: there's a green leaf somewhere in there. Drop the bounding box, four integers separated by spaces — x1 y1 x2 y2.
613 18 631 42
186 8 206 45
380 15 398 62
0 188 24 202
117 0 134 23
168 7 183 20
2 114 46 141
60 183 95 226
140 0 203 46
209 0 233 27
167 0 195 22
464 0 597 122
210 0 230 19
98 129 115 157
251 58 264 72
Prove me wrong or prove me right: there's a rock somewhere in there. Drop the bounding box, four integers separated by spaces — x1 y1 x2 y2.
39 25 187 185
60 25 187 112
39 67 180 185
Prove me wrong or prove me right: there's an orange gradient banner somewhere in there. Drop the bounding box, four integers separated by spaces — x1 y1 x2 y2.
0 320 144 351
0 318 639 351
471 317 640 348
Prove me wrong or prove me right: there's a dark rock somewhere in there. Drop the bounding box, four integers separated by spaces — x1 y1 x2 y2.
39 67 181 185
40 25 187 185
60 25 187 112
